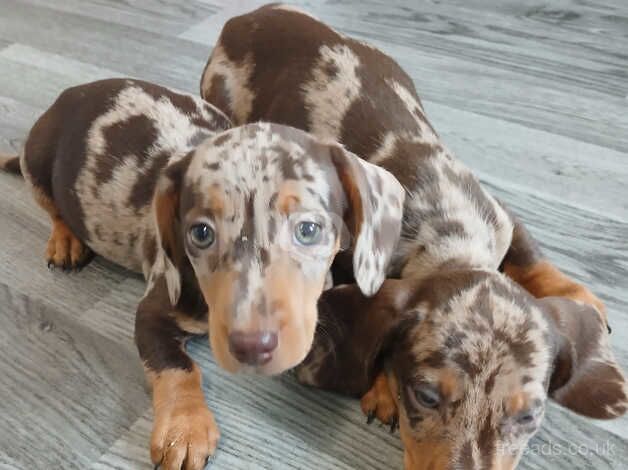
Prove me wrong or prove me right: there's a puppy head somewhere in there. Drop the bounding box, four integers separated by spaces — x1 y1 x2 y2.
305 272 627 469
151 123 404 375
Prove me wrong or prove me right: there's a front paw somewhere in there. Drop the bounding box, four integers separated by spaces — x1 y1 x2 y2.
360 372 399 433
151 398 219 470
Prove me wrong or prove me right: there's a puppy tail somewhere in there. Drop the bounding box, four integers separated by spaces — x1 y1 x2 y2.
0 153 22 176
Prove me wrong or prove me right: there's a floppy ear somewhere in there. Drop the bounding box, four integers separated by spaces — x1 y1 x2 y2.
328 145 405 296
538 297 627 419
151 153 193 306
296 279 417 396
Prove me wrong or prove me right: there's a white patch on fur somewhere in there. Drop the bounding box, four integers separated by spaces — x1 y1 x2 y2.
488 193 513 263
368 132 399 165
234 257 265 325
153 249 182 306
302 45 362 141
386 79 437 143
18 148 33 186
201 44 255 125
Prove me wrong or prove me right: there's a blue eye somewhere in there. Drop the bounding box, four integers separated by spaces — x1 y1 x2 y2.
294 221 322 246
189 223 215 249
516 410 535 426
414 385 441 409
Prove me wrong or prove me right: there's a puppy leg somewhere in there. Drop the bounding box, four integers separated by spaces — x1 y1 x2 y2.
361 372 399 432
20 106 94 270
502 211 608 328
136 276 218 470
21 145 90 269
32 188 92 270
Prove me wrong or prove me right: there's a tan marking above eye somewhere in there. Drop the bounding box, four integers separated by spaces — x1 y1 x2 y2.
277 181 302 214
505 389 529 417
438 368 461 400
279 195 300 214
207 185 225 216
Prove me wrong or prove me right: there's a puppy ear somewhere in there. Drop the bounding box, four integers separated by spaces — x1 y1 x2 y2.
538 297 627 419
151 153 193 306
296 279 417 396
328 145 405 296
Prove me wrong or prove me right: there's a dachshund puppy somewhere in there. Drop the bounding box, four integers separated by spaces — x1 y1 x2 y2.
0 78 404 470
300 267 627 469
200 3 607 321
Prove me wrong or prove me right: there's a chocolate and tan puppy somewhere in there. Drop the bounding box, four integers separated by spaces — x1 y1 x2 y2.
0 77 405 470
199 4 624 468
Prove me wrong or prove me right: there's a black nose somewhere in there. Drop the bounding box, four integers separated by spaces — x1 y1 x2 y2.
228 331 278 366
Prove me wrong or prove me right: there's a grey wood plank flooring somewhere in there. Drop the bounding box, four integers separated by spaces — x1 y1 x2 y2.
0 0 212 93
0 0 626 469
23 0 220 36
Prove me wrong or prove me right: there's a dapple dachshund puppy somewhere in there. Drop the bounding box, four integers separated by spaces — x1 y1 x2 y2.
0 78 405 470
200 4 606 323
302 260 627 469
198 4 624 468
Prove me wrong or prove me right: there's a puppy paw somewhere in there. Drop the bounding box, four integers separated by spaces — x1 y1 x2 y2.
361 372 399 432
46 219 93 270
151 398 219 470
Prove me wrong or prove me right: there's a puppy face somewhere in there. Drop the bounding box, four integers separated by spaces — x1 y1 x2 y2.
152 123 404 375
304 273 627 469
390 272 555 469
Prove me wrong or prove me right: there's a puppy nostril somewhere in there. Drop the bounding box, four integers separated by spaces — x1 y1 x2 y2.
228 331 278 365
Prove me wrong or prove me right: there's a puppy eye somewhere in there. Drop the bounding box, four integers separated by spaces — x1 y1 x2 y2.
515 410 535 426
294 221 322 246
189 223 215 249
408 384 441 410
416 386 441 409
